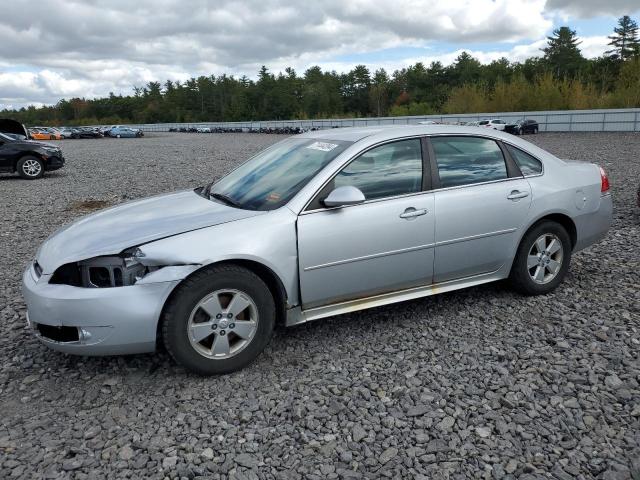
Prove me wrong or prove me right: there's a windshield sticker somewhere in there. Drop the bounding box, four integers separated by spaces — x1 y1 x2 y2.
306 141 339 152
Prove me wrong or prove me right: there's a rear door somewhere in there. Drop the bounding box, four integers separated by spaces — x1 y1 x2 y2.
429 135 531 283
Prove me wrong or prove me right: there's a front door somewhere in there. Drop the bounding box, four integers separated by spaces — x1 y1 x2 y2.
297 138 435 308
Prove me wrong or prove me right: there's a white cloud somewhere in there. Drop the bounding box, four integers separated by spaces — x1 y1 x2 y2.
545 0 640 18
0 0 625 108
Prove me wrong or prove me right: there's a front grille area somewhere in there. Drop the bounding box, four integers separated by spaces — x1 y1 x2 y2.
36 323 79 343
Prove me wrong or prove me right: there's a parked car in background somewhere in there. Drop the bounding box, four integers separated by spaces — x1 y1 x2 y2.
110 126 143 138
505 119 539 135
28 128 55 140
196 127 212 133
478 119 507 131
99 126 113 137
70 127 102 139
32 127 64 140
0 119 64 179
57 127 75 138
22 124 612 375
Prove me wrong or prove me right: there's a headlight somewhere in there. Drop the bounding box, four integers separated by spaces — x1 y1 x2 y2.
43 146 60 153
50 249 153 288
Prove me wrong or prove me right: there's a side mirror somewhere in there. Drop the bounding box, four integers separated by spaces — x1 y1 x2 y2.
323 186 365 208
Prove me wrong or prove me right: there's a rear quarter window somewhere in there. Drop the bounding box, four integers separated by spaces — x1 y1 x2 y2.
505 144 543 176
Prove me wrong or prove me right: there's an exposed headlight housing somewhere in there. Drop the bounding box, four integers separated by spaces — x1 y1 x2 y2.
50 248 156 288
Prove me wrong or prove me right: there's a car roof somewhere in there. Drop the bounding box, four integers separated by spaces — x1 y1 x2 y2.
297 124 515 143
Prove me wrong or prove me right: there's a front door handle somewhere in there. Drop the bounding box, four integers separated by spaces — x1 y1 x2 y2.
399 207 428 219
507 190 529 200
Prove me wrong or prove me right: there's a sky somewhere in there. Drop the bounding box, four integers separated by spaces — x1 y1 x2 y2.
1 0 639 109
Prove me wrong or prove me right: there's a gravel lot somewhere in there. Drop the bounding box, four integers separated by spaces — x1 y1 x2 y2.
0 132 638 480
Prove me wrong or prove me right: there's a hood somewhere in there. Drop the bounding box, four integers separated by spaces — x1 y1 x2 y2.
0 118 28 137
36 190 264 273
14 138 56 148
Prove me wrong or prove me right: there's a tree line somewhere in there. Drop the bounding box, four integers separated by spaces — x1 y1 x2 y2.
3 15 640 126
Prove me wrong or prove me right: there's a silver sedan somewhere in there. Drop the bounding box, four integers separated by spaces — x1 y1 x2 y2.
22 125 612 374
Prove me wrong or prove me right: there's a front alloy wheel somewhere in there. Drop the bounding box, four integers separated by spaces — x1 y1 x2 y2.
17 156 44 179
162 265 275 375
187 289 259 360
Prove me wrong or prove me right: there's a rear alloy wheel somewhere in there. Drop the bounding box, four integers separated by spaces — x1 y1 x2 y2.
17 156 44 179
162 265 275 375
509 221 571 295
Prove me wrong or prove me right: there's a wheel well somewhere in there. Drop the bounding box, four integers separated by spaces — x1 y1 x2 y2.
156 260 288 347
530 213 577 249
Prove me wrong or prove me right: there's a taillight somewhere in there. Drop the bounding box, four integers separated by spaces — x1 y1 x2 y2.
599 166 610 193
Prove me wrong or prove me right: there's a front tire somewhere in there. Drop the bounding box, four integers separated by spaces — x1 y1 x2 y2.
162 265 275 375
17 156 44 179
509 221 572 295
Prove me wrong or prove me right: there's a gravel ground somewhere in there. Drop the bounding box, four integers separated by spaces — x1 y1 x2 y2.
0 132 638 480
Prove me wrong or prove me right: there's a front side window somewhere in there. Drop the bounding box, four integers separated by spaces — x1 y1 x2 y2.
505 144 543 176
333 139 422 201
432 136 508 188
209 138 352 211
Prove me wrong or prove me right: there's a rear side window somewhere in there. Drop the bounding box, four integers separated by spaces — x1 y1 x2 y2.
505 144 543 176
431 136 508 188
334 138 422 201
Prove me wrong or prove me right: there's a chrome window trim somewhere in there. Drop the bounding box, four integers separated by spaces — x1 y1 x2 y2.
299 134 428 214
427 172 524 194
298 132 546 214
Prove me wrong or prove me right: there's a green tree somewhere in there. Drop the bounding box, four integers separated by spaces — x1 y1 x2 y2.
542 27 585 78
606 15 640 60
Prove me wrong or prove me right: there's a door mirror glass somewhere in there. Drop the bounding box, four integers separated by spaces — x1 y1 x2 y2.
323 186 365 208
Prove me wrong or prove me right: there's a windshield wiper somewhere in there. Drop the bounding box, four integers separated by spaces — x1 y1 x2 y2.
209 192 241 208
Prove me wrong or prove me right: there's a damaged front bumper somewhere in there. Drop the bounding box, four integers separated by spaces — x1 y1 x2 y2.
22 262 197 356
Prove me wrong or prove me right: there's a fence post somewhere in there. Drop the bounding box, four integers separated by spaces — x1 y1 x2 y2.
602 113 606 132
634 111 638 132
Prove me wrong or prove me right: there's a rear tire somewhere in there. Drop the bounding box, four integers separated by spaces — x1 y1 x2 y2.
162 265 275 375
17 156 44 179
509 221 572 295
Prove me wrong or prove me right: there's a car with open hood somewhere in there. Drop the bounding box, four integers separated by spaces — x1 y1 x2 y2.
22 125 612 375
0 119 65 179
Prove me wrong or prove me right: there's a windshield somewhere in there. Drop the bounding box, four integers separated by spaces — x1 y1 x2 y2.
208 137 352 211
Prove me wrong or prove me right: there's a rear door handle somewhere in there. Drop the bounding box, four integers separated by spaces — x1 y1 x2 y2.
399 208 428 219
507 190 529 200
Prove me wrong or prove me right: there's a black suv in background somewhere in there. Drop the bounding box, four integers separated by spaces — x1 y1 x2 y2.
0 119 65 179
505 119 539 135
